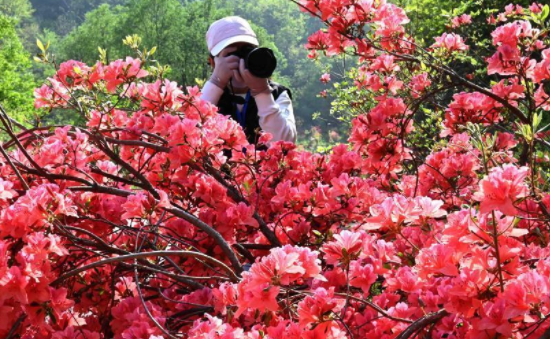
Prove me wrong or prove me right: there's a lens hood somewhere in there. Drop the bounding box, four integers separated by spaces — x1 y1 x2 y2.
245 47 277 78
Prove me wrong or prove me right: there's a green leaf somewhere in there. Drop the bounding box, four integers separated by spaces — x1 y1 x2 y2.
541 5 549 22
37 38 45 53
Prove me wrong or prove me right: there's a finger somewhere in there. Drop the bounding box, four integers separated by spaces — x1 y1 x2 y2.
219 46 238 57
233 70 244 83
227 61 240 70
226 55 240 63
239 59 247 75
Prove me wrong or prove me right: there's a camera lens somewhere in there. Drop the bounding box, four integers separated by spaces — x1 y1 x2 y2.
245 48 277 78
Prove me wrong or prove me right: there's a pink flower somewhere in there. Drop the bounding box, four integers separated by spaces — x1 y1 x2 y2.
140 79 184 113
495 132 518 150
236 274 281 315
475 299 514 337
34 78 71 109
0 266 28 304
416 243 461 278
55 60 90 87
451 14 472 28
322 230 364 265
444 92 501 134
410 73 431 98
414 196 447 220
370 54 400 73
487 45 521 75
235 245 321 315
532 58 550 83
431 33 469 52
349 260 377 292
529 3 543 13
52 327 100 339
103 57 149 93
320 73 331 83
305 30 330 52
121 192 148 220
535 85 550 110
297 288 343 327
501 282 531 320
0 179 17 202
474 164 529 216
491 79 525 110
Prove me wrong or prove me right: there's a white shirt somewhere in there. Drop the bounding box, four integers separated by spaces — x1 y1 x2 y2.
201 80 297 143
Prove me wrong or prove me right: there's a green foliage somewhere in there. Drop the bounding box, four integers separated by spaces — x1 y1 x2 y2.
60 4 127 64
0 14 36 125
395 0 459 42
0 0 34 21
58 0 230 84
29 0 125 35
407 107 444 158
328 67 375 126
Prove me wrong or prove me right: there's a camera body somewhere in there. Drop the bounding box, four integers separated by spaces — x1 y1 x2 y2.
230 46 277 78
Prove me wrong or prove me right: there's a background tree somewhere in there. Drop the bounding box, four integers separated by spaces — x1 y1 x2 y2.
0 0 34 21
0 15 36 125
59 4 127 64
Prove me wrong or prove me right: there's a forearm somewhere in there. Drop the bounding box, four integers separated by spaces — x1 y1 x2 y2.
254 92 297 143
200 79 225 105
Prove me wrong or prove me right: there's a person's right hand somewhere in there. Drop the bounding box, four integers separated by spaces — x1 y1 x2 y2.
211 47 240 88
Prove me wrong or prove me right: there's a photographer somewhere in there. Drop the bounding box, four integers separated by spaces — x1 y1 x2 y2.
201 16 297 144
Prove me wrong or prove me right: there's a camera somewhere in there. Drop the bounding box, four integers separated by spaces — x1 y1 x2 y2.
230 46 277 78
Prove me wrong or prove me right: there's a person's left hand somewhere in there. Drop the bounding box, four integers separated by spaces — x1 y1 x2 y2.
233 59 270 96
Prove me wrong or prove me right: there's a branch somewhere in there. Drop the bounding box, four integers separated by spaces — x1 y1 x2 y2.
165 206 243 274
90 166 142 186
0 142 29 190
417 59 530 124
134 265 178 339
87 132 161 199
201 162 281 247
6 314 26 339
66 184 243 274
0 105 49 177
538 326 550 339
52 250 240 285
54 223 207 288
395 310 449 339
334 293 414 324
103 136 170 153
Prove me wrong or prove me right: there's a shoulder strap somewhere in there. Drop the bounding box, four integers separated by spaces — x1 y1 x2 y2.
269 80 292 100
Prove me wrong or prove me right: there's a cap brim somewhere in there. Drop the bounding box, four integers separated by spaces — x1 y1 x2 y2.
211 35 259 56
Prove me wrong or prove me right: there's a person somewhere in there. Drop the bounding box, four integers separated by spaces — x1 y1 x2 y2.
201 16 297 144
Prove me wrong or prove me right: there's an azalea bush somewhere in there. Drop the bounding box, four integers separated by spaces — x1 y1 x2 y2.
1 1 550 338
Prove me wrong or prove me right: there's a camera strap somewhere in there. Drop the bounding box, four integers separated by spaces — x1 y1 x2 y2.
235 90 251 129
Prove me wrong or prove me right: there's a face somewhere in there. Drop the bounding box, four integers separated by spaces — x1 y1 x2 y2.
209 42 256 68
221 42 255 58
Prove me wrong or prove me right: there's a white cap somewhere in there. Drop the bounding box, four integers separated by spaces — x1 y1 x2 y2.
206 16 259 56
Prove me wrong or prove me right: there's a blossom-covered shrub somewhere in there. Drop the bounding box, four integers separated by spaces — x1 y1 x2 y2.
0 1 550 338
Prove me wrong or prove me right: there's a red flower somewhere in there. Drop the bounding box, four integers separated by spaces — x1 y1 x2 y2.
474 164 529 216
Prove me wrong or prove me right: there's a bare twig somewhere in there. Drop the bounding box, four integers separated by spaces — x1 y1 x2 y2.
395 310 449 339
52 250 240 285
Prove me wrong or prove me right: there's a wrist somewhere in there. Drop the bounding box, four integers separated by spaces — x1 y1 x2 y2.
250 84 272 97
209 74 228 89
